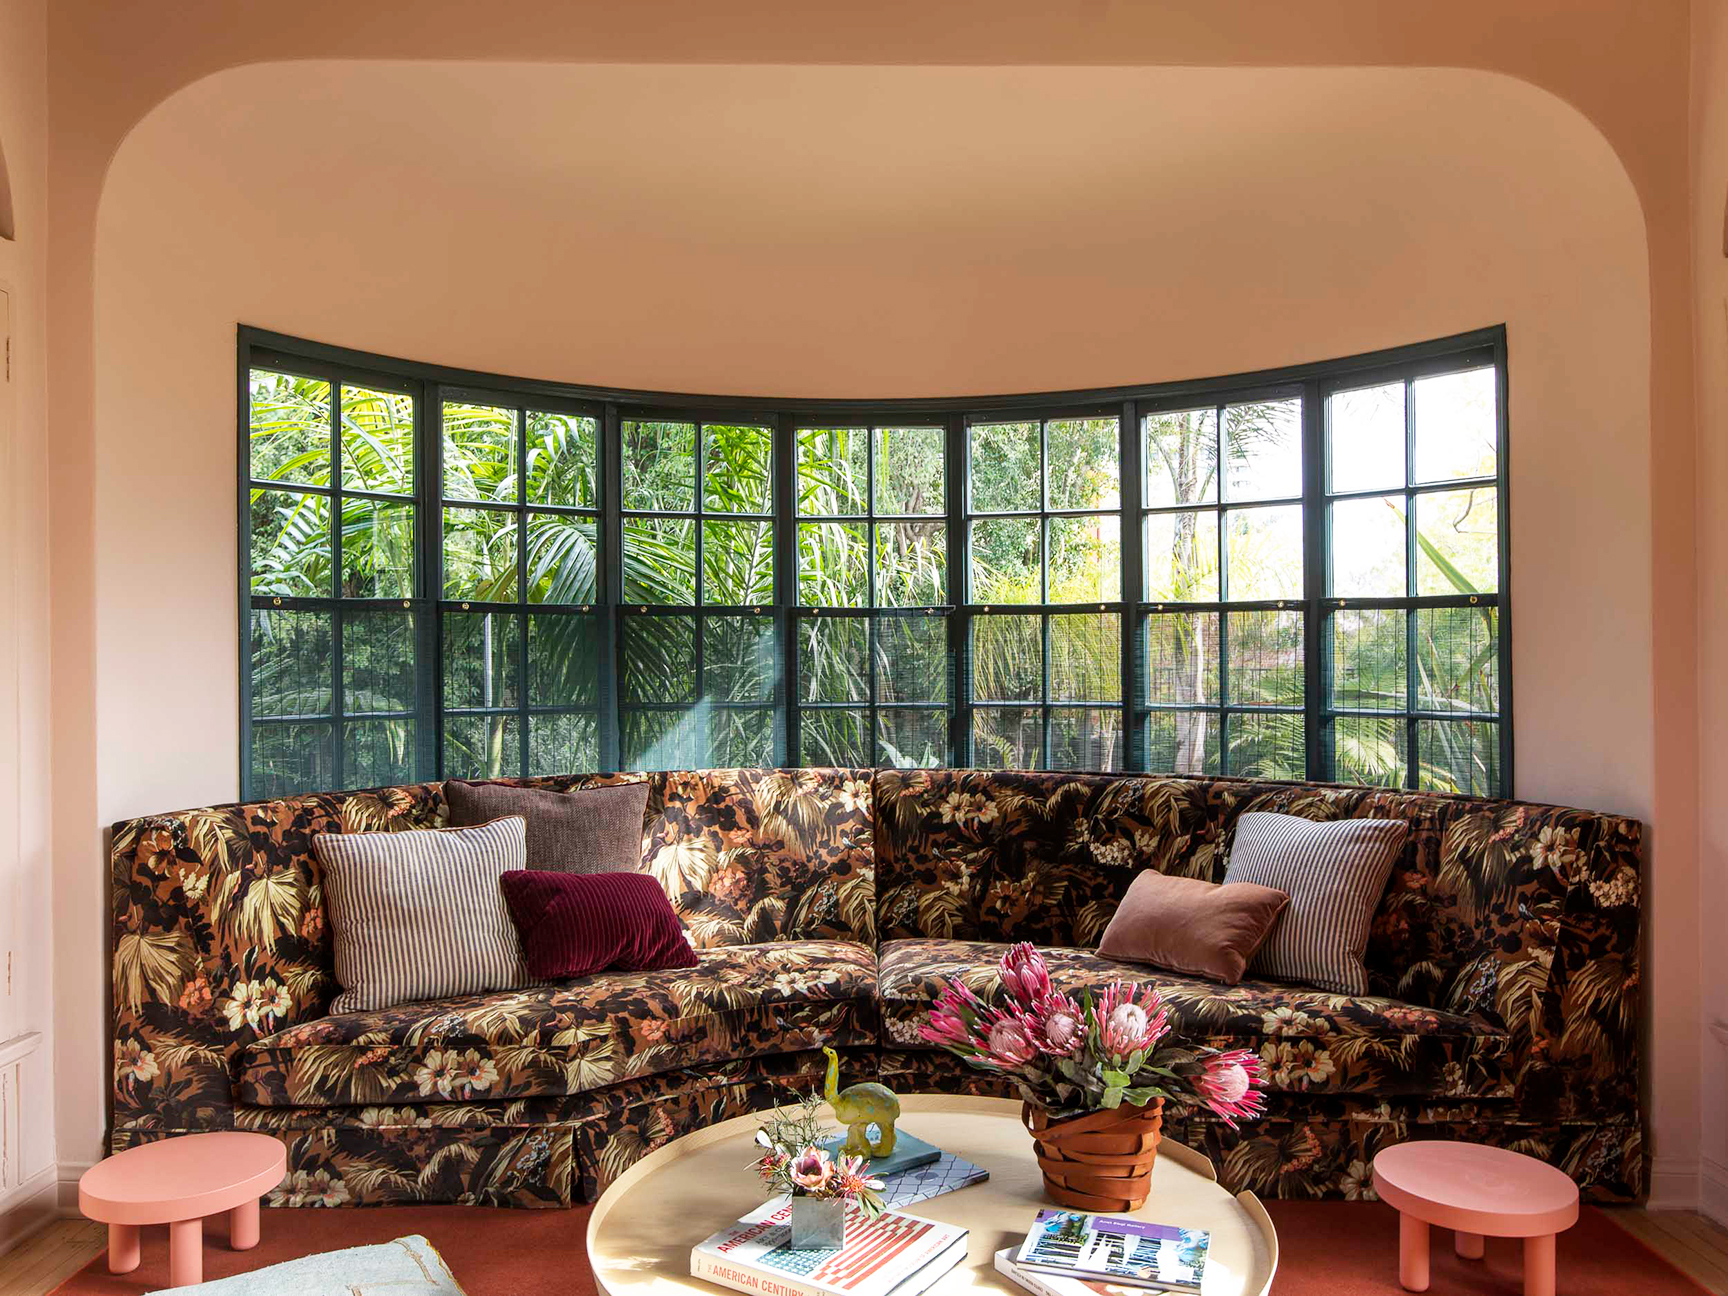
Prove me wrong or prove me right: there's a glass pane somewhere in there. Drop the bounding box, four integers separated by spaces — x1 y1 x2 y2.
799 616 868 703
708 708 775 767
970 421 1039 512
1331 608 1406 712
797 427 869 517
1330 495 1406 598
972 614 1041 703
1334 715 1407 788
877 707 947 769
1225 505 1302 601
528 612 598 707
340 385 414 495
1227 712 1306 780
876 521 946 607
621 615 696 704
443 714 521 780
1416 605 1499 715
1328 382 1404 494
876 615 947 703
622 708 700 771
702 520 774 605
1145 611 1218 707
1227 608 1304 706
970 517 1041 603
1050 708 1123 771
443 612 520 710
529 712 599 777
443 506 518 602
706 615 775 702
1143 408 1218 508
800 708 871 767
524 512 598 605
345 719 415 787
443 402 519 504
1418 718 1500 796
974 707 1041 769
1047 417 1120 511
622 420 697 511
703 423 773 514
874 426 945 516
250 608 332 717
798 521 868 608
250 722 334 798
1224 397 1302 502
1143 509 1219 603
1414 366 1497 484
1051 612 1120 702
249 370 331 487
1145 710 1220 776
250 489 331 598
343 609 416 714
526 411 598 509
340 499 414 599
1416 488 1499 595
1047 515 1120 602
622 517 696 604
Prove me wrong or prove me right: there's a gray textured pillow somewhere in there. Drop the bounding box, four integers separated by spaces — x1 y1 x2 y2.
313 816 530 1015
445 780 649 874
1221 811 1408 995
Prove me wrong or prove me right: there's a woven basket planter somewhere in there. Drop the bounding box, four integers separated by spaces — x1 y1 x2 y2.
1022 1097 1164 1212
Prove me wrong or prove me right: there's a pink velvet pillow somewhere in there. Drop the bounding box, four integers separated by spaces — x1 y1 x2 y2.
499 869 697 980
1097 871 1289 985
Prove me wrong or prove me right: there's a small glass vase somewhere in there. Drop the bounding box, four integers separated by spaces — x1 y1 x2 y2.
789 1194 846 1249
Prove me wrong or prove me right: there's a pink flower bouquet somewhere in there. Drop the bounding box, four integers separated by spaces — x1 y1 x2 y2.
753 1092 886 1218
921 942 1266 1126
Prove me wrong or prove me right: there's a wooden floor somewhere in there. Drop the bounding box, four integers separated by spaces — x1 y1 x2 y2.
2 1207 1726 1295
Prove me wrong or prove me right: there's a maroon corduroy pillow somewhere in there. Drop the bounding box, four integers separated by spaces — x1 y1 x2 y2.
499 869 697 980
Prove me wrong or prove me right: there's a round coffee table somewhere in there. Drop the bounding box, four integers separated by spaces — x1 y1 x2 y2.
78 1132 287 1287
1371 1140 1579 1296
587 1094 1278 1296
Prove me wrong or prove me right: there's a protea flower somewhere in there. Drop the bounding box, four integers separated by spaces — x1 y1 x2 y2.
919 980 992 1050
835 1154 885 1195
999 942 1053 1007
1031 992 1085 1056
789 1146 835 1193
985 1015 1042 1067
1096 981 1169 1058
1196 1049 1266 1129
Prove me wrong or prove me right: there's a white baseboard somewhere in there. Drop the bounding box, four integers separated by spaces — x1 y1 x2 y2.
54 1160 94 1212
1647 1156 1702 1211
1700 1157 1728 1227
0 1165 60 1257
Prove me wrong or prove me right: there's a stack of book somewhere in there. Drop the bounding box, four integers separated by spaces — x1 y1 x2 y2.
995 1208 1210 1296
692 1204 968 1296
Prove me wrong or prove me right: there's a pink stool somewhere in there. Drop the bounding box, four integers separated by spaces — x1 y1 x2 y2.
78 1132 287 1286
1372 1140 1579 1296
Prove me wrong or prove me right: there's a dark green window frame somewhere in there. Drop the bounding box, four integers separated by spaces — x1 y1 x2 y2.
239 325 1511 798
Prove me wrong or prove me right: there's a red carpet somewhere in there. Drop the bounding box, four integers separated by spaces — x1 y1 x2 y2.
50 1203 1706 1295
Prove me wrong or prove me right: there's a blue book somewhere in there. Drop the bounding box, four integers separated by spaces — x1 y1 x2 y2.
817 1129 942 1178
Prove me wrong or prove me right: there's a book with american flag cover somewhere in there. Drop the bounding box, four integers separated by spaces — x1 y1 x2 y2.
690 1204 968 1296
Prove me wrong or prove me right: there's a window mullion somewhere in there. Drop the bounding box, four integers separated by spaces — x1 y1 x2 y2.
598 404 622 771
330 382 346 789
414 379 440 784
946 413 969 768
773 413 795 767
1302 377 1326 781
516 405 530 778
1120 400 1144 772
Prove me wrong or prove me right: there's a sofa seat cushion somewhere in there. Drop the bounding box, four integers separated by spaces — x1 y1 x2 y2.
237 941 878 1108
878 938 1510 1101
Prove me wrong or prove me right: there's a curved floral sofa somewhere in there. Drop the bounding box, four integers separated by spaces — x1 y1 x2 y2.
109 767 1644 1208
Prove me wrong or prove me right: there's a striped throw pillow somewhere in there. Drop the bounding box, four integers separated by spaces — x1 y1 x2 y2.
1221 811 1408 995
313 816 531 1015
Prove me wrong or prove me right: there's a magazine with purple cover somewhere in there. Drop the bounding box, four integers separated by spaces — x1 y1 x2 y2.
1012 1209 1208 1293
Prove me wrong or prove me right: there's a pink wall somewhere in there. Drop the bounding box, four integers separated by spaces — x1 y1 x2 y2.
26 0 1711 1222
1692 0 1728 1223
0 0 58 1248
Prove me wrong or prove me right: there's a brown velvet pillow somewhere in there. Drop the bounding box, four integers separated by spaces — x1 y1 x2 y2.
1097 871 1290 985
444 780 649 875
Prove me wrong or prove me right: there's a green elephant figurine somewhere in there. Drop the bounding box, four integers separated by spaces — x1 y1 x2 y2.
821 1045 900 1159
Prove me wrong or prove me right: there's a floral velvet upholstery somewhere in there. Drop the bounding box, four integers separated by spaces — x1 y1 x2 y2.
110 766 1643 1204
238 942 878 1107
877 939 1511 1101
